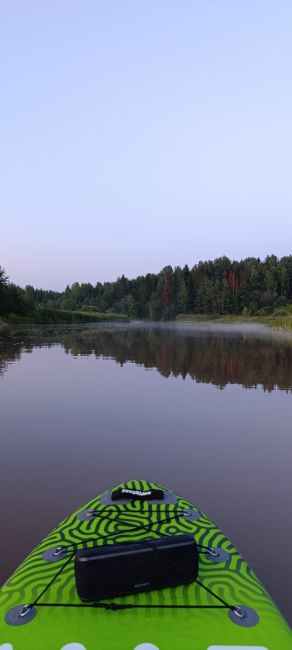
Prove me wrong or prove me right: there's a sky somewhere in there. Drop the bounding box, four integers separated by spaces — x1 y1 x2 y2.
1 1 292 290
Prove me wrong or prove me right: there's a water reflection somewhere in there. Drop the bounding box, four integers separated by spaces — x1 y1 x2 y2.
1 322 292 391
1 322 292 624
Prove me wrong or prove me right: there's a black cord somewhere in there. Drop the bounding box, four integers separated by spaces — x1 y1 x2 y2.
60 509 193 551
30 507 233 614
31 552 75 607
31 511 185 607
195 578 233 609
33 601 230 611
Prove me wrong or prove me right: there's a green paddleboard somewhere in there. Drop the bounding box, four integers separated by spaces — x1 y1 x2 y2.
0 480 291 649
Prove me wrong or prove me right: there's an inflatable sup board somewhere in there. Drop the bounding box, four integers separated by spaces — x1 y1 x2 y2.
0 479 291 649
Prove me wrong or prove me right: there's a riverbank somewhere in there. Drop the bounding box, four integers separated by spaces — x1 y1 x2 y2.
176 313 292 332
0 308 129 325
2 310 292 332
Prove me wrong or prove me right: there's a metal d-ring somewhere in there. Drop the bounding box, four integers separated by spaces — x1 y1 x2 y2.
205 546 230 563
228 604 259 627
5 604 37 626
86 508 99 518
180 509 200 522
53 546 64 556
232 606 246 619
207 547 219 557
42 545 67 562
19 604 32 618
76 507 99 521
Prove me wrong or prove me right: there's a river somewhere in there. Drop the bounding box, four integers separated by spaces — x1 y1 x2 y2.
0 321 291 623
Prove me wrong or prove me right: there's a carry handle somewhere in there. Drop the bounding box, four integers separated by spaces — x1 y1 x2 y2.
111 487 164 501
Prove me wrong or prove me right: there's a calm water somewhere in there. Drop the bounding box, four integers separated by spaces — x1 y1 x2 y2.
0 321 292 623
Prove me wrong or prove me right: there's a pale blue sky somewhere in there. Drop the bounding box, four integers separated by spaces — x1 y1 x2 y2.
1 1 292 290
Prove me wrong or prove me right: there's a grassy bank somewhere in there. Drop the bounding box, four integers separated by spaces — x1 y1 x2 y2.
176 312 292 331
1 308 129 325
256 314 292 331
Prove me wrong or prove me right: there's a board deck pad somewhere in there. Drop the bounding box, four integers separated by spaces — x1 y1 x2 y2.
0 479 291 649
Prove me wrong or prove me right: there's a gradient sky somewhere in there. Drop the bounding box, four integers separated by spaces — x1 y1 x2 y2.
1 1 292 290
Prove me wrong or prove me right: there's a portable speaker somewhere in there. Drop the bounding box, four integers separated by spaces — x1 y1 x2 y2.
75 534 198 601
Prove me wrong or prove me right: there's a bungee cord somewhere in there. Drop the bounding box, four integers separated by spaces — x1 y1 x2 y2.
21 506 242 619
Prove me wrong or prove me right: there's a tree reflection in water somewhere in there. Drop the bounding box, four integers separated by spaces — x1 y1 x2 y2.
1 323 292 392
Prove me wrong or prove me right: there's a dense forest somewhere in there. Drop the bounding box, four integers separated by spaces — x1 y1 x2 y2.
1 255 292 321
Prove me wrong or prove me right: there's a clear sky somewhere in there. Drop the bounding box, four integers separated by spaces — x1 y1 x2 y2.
1 1 292 290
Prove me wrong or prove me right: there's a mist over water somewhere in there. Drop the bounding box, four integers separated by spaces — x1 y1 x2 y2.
0 322 291 623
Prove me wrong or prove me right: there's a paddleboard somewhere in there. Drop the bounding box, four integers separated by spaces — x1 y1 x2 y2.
0 480 291 649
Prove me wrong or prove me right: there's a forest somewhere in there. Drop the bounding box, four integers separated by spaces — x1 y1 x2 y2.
1 255 292 321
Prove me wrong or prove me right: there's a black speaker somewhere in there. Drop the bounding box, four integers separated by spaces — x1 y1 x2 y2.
75 534 198 601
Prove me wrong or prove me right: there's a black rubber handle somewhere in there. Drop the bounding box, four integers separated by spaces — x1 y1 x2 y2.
111 488 164 501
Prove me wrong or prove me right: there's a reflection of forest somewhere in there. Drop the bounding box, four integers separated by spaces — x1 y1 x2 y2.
1 325 292 391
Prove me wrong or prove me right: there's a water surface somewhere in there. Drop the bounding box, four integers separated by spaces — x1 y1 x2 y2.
0 322 291 623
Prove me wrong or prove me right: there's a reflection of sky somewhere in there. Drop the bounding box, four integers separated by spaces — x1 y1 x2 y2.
1 3 292 288
1 344 292 502
1 336 292 621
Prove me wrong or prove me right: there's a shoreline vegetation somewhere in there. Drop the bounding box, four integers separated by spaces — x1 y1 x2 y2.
0 310 129 326
176 312 292 332
1 309 292 333
0 310 292 335
1 255 292 331
1 311 292 333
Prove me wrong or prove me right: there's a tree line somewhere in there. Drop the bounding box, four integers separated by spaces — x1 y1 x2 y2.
1 255 292 320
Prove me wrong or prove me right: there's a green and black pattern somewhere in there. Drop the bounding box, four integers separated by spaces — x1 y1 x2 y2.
1 480 291 650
